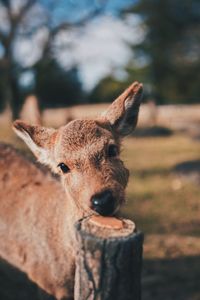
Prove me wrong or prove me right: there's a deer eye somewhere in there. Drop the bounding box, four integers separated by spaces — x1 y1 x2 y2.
58 163 70 174
107 144 118 158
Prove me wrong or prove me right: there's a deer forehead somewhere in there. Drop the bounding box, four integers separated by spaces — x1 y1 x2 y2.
54 119 116 160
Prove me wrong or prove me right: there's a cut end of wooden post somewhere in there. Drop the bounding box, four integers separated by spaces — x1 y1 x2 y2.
79 215 136 239
89 215 124 229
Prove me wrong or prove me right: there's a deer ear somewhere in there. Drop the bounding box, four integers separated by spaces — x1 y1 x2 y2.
13 120 57 167
101 81 143 136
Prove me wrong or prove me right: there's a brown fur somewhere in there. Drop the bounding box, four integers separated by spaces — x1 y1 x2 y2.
0 82 143 299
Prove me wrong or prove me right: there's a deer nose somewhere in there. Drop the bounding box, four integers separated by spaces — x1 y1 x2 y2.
91 190 116 216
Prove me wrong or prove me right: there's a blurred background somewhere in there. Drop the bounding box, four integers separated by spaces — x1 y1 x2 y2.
0 0 200 299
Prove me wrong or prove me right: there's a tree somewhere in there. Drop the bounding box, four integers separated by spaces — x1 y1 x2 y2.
88 76 126 103
0 0 105 118
127 0 200 103
35 59 84 108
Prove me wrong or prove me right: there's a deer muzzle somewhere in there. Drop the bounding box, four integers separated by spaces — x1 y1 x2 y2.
91 190 116 216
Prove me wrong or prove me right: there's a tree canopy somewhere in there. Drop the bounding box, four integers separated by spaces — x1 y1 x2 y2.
91 0 200 104
128 0 200 103
0 0 107 117
0 0 199 117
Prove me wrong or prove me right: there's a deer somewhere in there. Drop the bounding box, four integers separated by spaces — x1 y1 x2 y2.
0 81 143 300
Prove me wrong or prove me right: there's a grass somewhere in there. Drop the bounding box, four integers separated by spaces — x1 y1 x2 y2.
1 123 200 300
120 134 200 300
121 135 200 240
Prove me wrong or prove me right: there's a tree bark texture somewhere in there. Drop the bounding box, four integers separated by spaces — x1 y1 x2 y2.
74 216 144 300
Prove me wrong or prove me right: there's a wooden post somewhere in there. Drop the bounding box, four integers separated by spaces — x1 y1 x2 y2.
75 215 143 300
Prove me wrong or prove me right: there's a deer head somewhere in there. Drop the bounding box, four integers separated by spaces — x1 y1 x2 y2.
13 82 143 216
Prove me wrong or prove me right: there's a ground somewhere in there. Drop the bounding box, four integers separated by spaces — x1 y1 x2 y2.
0 124 200 300
121 134 200 300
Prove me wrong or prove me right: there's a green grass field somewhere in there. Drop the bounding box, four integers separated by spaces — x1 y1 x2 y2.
121 134 200 300
1 124 200 299
122 135 200 238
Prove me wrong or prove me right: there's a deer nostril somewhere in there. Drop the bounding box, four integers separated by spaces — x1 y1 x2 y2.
91 190 116 216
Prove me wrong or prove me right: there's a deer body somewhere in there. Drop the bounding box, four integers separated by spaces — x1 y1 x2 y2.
0 82 143 299
0 144 80 299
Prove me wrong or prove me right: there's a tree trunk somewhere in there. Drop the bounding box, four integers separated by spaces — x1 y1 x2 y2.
1 64 22 120
75 216 143 300
8 69 22 120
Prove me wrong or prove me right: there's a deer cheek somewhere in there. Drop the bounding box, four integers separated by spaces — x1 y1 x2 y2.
65 173 83 197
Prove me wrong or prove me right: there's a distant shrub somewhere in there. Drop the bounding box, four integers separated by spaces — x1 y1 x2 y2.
132 126 173 138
